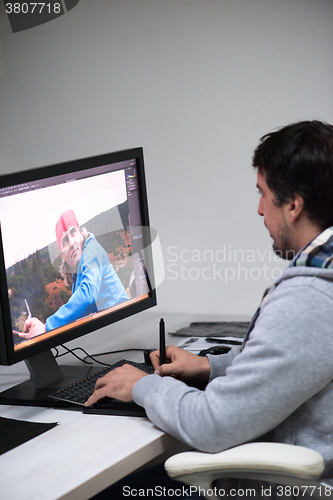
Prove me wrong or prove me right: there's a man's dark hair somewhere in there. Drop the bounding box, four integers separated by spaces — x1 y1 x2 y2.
252 120 333 230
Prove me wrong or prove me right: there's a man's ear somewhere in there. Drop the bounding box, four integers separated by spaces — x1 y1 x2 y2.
289 194 305 223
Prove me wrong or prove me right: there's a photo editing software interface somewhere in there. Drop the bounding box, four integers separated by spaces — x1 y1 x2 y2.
0 149 157 405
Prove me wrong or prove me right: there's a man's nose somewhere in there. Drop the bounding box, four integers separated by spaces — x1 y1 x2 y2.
257 197 264 217
68 234 75 247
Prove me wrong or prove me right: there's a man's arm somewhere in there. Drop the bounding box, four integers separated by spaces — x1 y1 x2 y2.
131 280 333 453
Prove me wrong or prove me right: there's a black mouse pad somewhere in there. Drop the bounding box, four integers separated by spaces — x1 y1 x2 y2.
0 416 58 455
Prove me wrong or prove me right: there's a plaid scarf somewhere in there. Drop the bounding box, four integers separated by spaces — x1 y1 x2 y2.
290 226 333 269
242 226 333 346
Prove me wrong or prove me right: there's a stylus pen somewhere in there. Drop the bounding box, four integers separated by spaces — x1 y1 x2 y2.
159 318 166 366
25 299 32 319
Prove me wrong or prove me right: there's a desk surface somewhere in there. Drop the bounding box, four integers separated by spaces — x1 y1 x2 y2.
0 311 247 499
0 404 181 500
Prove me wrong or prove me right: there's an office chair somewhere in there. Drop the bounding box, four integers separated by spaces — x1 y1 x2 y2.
165 442 332 500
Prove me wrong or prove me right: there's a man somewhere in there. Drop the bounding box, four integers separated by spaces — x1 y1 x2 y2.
24 209 129 338
86 121 333 490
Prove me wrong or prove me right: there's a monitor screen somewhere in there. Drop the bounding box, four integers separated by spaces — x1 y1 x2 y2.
0 148 157 405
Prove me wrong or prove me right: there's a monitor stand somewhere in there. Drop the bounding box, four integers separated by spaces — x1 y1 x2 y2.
0 350 97 408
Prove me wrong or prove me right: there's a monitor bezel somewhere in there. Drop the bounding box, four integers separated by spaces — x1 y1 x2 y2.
0 147 157 366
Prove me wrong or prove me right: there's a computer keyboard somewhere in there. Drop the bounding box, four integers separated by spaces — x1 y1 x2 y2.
49 359 154 407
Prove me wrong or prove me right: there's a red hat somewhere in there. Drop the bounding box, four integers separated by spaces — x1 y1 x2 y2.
56 210 80 250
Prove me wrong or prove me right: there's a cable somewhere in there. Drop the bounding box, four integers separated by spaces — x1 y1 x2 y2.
53 345 151 368
52 346 59 358
82 348 149 366
54 345 94 365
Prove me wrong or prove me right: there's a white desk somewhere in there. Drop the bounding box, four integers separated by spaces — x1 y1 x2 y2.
0 312 247 499
0 404 181 500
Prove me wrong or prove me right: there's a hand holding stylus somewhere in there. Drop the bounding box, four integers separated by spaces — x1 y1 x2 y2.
150 345 210 383
22 317 46 339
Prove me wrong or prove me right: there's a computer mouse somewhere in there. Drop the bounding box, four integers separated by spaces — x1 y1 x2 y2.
198 345 231 356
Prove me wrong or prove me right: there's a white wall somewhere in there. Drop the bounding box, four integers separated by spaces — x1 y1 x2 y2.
1 0 333 317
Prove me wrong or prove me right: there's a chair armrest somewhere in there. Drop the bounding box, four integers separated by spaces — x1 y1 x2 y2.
165 442 324 479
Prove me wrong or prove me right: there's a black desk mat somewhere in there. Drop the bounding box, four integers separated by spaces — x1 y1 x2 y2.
169 321 249 338
0 416 58 455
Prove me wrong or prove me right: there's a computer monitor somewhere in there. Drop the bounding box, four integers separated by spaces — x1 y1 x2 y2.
0 147 157 406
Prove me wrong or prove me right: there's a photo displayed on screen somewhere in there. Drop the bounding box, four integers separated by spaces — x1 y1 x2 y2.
0 162 149 350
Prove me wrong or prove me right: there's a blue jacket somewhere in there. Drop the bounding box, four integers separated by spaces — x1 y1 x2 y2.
46 234 129 331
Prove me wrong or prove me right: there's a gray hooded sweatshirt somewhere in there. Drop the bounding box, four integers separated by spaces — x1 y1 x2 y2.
133 266 333 482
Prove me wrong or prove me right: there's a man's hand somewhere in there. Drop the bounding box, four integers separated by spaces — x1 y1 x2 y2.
22 317 46 340
150 345 210 383
85 364 148 407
